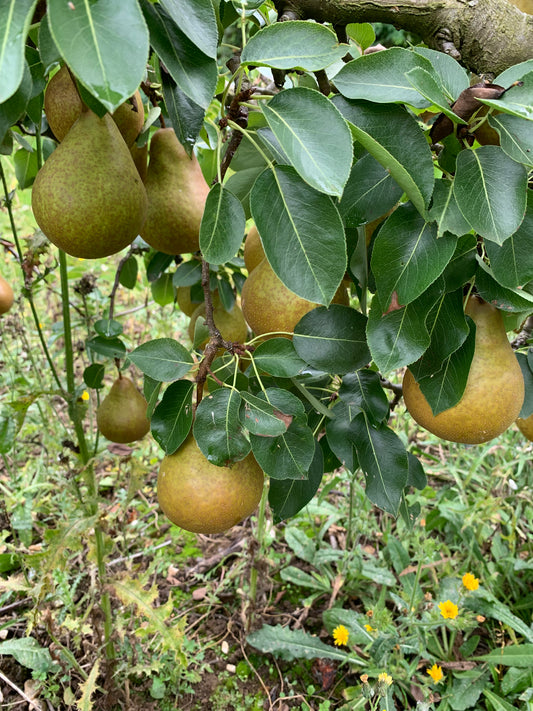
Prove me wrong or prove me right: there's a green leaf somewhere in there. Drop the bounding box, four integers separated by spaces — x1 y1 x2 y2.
250 165 346 305
517 352 533 419
261 87 352 196
338 370 389 425
366 285 441 373
94 319 123 339
250 413 314 480
371 203 456 310
335 47 432 109
200 183 246 264
405 67 466 123
483 689 520 711
477 645 533 668
48 0 149 113
246 624 366 665
428 178 472 238
128 338 194 382
143 375 162 419
119 255 138 289
474 258 533 312
140 0 216 110
478 71 533 121
239 391 290 437
13 136 55 190
413 47 469 101
490 114 533 167
0 61 32 144
442 234 478 292
0 637 54 673
37 12 61 74
151 272 176 307
338 152 403 227
0 0 37 103
325 400 358 472
465 590 533 643
161 72 205 155
83 363 105 390
151 380 194 454
160 0 218 59
293 305 370 375
333 96 434 217
193 388 251 464
240 21 347 71
172 259 202 287
346 23 375 52
86 336 126 360
453 146 528 244
349 412 409 515
269 441 324 523
252 338 307 377
76 659 101 711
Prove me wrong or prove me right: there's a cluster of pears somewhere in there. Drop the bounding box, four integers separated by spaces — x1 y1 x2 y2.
0 273 14 314
96 373 150 444
403 294 525 444
32 66 148 259
241 226 349 338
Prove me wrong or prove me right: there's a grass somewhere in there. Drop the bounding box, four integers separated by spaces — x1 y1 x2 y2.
1 155 533 710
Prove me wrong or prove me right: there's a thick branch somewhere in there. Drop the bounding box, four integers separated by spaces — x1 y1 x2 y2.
273 0 533 75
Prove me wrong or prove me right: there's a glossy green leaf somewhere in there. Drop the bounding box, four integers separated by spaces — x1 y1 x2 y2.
161 72 205 155
490 113 533 167
240 21 347 71
194 388 250 464
250 166 346 305
172 260 202 288
454 146 528 244
366 285 441 373
119 256 138 289
94 319 123 339
13 137 55 190
349 412 409 515
474 258 533 312
151 273 176 307
261 87 352 196
478 72 533 121
442 235 478 292
37 12 61 74
83 364 105 390
150 380 194 454
346 23 375 52
200 183 246 264
48 0 149 113
413 47 469 101
250 414 314 481
484 192 533 288
405 66 466 125
338 152 403 227
146 252 174 282
0 61 32 144
517 352 533 419
143 376 162 419
333 96 434 217
325 400 359 472
428 178 472 238
128 338 194 382
268 441 324 523
86 336 126 360
0 0 37 103
371 203 456 311
293 305 370 375
160 0 218 59
335 48 432 109
239 392 290 437
252 338 307 377
338 370 389 425
140 0 216 110
416 319 476 416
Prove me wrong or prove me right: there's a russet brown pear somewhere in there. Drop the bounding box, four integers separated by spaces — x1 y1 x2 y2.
0 273 14 314
243 225 265 273
403 295 524 444
516 413 533 441
141 128 210 255
157 434 264 534
32 110 148 259
96 375 150 444
241 258 349 338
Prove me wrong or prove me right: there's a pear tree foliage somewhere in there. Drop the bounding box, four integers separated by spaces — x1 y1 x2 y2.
1 0 533 523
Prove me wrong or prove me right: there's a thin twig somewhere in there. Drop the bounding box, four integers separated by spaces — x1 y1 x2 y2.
511 315 533 350
108 245 136 321
0 669 48 710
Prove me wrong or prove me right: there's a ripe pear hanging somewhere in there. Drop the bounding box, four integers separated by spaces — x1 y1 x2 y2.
140 128 209 255
96 375 150 444
32 110 148 259
0 273 14 314
403 295 525 444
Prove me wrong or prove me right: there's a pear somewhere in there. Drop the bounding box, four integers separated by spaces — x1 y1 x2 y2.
516 413 533 441
130 141 148 182
403 295 525 444
32 110 148 259
157 433 264 534
177 285 205 317
0 273 14 314
243 225 265 273
96 375 150 443
44 66 144 146
140 128 209 255
188 300 248 348
241 258 350 338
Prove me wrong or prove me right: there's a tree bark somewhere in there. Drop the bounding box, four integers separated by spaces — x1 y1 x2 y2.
272 0 533 76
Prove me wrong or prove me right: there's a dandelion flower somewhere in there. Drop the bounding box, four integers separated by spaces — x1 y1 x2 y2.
462 573 479 591
378 672 393 686
438 600 459 619
81 390 90 401
364 624 376 632
426 664 443 683
332 624 349 646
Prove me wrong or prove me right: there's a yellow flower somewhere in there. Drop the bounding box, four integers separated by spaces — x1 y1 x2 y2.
81 390 90 401
438 600 459 619
332 624 349 646
378 672 393 686
426 664 443 683
462 573 480 591
364 624 376 632
360 674 369 684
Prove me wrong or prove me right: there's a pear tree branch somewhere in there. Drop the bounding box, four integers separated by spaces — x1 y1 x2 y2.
273 0 533 76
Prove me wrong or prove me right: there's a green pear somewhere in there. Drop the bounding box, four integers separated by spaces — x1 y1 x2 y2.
516 413 533 441
140 128 209 255
0 272 14 314
243 225 265 273
403 295 525 444
44 65 144 146
241 258 349 338
96 375 150 444
188 299 248 349
32 110 148 259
